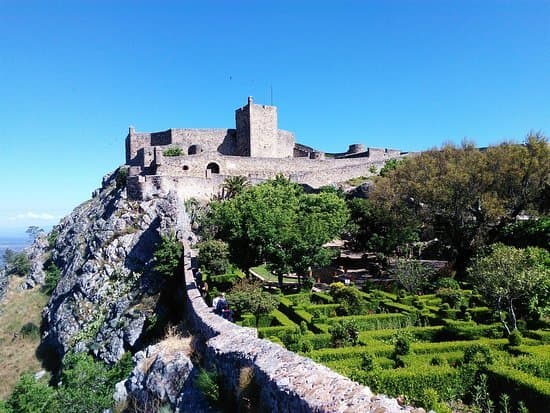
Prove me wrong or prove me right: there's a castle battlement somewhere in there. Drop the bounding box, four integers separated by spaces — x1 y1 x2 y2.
125 98 404 200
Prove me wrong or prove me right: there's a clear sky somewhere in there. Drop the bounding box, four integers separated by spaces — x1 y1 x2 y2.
1 1 549 236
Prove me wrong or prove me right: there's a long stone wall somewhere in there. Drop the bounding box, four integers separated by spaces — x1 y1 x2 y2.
182 246 414 413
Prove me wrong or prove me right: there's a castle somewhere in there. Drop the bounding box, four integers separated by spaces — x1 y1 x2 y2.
126 97 404 200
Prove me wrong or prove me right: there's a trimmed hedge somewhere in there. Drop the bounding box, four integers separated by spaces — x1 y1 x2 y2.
270 309 296 327
524 329 550 344
380 300 417 314
327 313 418 332
487 364 550 413
352 365 463 404
258 325 297 340
311 292 333 304
436 320 504 341
305 304 340 318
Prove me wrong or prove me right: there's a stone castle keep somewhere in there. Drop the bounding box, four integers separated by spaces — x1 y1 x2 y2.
126 97 404 200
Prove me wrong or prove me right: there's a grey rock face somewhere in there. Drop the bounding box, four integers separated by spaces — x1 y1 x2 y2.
123 343 213 412
20 233 49 290
41 169 192 363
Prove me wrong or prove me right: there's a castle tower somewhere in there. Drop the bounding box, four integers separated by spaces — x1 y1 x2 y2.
235 96 291 158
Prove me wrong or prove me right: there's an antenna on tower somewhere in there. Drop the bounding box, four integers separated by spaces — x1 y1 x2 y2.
270 84 273 106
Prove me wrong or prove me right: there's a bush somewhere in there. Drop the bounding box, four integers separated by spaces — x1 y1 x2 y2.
57 352 131 412
194 368 221 407
43 263 61 295
116 167 128 189
463 344 493 366
329 284 365 315
197 239 230 275
487 364 550 413
19 322 40 340
329 319 359 347
163 147 184 156
153 234 183 278
509 329 523 346
3 250 31 276
227 280 280 324
392 330 412 357
7 374 57 413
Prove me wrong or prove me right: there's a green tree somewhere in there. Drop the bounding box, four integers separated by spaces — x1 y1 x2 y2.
25 226 44 241
3 250 31 276
204 176 349 287
347 198 419 254
370 134 550 272
197 239 230 275
7 374 57 413
226 280 280 325
221 175 249 199
56 352 131 413
468 244 550 334
392 259 435 294
153 234 183 278
43 263 61 295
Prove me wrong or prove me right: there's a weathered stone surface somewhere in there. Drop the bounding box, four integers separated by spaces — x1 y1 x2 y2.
124 343 213 412
41 169 192 363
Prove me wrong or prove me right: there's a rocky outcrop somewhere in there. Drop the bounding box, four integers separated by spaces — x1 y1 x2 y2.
41 169 193 364
123 340 214 412
20 233 49 290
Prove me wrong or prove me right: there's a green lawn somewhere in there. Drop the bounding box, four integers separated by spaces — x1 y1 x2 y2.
250 264 296 284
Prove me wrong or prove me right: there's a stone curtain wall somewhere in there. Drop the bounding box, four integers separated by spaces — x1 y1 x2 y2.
182 245 412 413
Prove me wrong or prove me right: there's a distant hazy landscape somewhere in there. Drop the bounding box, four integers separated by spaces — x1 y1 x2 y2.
0 235 29 266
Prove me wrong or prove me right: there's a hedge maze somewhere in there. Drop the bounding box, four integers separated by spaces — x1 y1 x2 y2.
237 286 550 412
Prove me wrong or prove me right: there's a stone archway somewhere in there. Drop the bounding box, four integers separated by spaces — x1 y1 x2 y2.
206 162 220 177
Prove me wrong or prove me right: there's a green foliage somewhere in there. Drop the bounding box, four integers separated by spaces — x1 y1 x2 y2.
508 329 523 347
392 331 413 358
194 368 221 407
500 216 550 250
468 244 550 333
203 177 349 286
226 280 280 324
153 234 183 278
463 344 494 366
25 226 44 241
7 374 57 413
43 263 61 295
56 352 131 412
115 166 128 189
346 198 419 254
197 239 230 275
19 322 40 340
163 147 184 156
370 135 550 270
221 175 249 199
3 250 31 276
392 259 435 294
420 388 452 413
486 363 550 413
379 158 403 177
329 319 359 347
47 228 59 249
329 283 365 315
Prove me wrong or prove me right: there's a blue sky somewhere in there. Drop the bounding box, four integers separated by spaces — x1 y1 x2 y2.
1 1 549 236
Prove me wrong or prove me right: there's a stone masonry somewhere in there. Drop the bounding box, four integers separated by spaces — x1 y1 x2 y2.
125 98 406 200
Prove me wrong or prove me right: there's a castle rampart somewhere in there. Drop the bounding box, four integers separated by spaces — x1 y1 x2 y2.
125 98 405 200
182 244 412 412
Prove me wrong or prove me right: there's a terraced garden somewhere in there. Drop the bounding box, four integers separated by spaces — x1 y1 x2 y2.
233 284 550 412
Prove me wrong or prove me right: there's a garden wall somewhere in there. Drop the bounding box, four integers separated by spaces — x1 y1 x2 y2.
182 246 414 413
